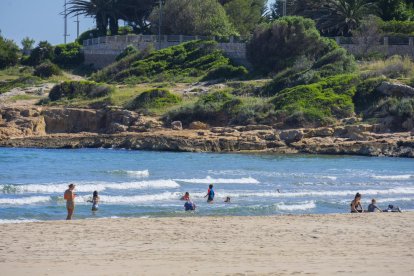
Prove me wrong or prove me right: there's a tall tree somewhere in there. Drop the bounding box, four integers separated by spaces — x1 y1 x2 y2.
149 0 237 37
21 37 35 55
224 0 267 36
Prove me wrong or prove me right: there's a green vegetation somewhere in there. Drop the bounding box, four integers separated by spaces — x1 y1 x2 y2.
0 34 19 69
23 41 55 66
202 65 248 81
149 0 237 37
0 75 41 94
270 74 359 127
33 62 62 78
48 80 113 101
92 40 247 83
54 42 84 68
128 88 182 110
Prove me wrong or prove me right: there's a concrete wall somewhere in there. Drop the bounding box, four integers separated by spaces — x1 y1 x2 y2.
82 35 414 69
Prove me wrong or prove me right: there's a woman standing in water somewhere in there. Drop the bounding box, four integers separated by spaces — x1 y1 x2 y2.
64 184 76 220
89 191 100 211
350 193 363 213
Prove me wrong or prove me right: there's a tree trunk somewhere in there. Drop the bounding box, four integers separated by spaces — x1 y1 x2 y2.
96 13 108 36
109 16 119 35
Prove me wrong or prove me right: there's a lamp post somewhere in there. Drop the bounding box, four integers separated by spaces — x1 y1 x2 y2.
63 0 70 43
158 0 163 50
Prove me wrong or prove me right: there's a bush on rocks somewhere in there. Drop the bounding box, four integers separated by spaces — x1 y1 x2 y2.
33 61 62 78
128 88 182 110
48 81 113 101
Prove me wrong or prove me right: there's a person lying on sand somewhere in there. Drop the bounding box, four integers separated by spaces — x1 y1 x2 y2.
204 184 215 203
184 200 196 211
64 184 76 220
350 193 363 213
180 192 190 201
383 204 402 213
367 199 382 212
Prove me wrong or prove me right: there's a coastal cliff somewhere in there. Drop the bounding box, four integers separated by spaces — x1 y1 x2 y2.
1 106 413 157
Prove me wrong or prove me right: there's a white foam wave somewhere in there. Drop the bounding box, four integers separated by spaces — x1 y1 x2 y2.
77 192 181 204
0 196 51 205
175 176 259 184
230 187 414 198
110 170 149 177
372 175 413 180
0 219 41 224
0 180 179 193
275 201 316 211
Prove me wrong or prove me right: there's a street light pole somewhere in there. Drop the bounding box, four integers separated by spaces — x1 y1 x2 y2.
64 0 70 43
158 0 163 50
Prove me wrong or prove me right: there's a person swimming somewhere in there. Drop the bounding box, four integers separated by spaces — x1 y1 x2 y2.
88 191 100 211
180 192 190 201
350 192 363 213
204 184 215 203
224 196 231 203
184 200 196 211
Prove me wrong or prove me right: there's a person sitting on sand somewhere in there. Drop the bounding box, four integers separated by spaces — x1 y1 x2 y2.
224 196 231 203
64 184 76 220
180 192 190 201
204 184 215 203
367 199 382 212
87 191 100 211
184 200 196 211
350 193 363 213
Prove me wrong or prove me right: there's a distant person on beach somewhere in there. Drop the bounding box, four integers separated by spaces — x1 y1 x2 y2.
184 200 196 211
180 192 190 201
367 199 382 212
87 191 100 211
350 193 363 213
383 204 402 213
64 184 76 220
224 196 231 203
204 184 215 203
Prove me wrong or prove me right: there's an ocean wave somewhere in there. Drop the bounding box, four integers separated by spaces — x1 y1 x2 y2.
109 170 149 177
0 219 41 224
275 201 316 211
372 175 413 180
174 176 259 184
0 180 179 194
229 187 414 198
0 196 51 205
77 192 182 204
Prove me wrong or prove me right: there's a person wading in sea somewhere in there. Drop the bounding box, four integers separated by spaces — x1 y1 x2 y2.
64 184 76 220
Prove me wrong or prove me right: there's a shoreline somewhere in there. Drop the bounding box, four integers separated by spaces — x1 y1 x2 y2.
1 213 413 275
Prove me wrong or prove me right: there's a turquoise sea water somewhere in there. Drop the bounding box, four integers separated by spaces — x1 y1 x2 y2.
0 148 413 223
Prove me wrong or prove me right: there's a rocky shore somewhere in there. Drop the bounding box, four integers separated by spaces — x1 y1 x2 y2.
1 106 413 157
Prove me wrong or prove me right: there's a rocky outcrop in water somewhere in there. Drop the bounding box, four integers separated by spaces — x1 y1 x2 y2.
0 106 413 157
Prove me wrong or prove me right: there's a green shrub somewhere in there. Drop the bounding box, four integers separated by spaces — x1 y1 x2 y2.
380 20 414 36
202 64 248 81
0 76 41 94
53 42 84 67
33 61 62 78
247 17 355 75
353 76 387 113
0 35 19 69
128 88 182 110
24 41 54 66
48 81 113 101
270 74 360 127
92 40 238 83
116 45 139 61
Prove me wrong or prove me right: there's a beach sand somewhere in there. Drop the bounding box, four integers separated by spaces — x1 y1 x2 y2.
0 213 413 275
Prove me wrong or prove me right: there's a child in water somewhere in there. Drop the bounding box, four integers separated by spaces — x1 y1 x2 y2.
88 191 100 211
204 184 215 203
180 192 190 201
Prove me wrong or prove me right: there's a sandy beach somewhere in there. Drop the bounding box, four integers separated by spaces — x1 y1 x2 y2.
0 213 413 275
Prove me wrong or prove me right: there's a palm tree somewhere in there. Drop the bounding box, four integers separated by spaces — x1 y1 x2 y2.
67 0 121 36
320 0 378 36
